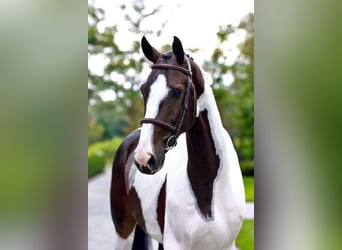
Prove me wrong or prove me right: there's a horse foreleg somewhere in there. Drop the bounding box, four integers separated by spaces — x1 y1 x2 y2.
112 230 135 250
110 163 136 249
110 186 136 250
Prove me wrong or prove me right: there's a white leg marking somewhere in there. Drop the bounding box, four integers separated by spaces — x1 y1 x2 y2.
113 231 134 250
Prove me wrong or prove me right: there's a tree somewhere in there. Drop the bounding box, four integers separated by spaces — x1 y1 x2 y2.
88 1 164 140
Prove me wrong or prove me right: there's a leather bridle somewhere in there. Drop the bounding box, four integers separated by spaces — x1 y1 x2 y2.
140 56 196 151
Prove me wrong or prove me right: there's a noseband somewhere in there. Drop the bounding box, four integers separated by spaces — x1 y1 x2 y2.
140 56 195 151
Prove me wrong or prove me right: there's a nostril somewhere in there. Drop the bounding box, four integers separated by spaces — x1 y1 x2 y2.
134 153 158 175
147 154 157 169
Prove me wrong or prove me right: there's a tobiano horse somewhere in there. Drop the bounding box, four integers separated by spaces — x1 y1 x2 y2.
110 36 245 250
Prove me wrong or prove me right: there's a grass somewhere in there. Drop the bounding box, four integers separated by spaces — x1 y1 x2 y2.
236 219 254 250
237 177 254 249
243 176 254 202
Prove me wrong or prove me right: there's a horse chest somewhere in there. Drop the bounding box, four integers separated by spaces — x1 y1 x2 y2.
163 171 243 250
129 165 168 242
128 134 188 241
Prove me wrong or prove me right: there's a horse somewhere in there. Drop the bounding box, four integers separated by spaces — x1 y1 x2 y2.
110 36 245 250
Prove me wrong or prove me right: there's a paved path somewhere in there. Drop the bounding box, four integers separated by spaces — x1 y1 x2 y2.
88 168 254 250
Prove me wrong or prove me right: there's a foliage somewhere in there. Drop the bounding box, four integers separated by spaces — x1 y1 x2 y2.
89 104 127 140
89 137 123 164
88 150 105 178
236 220 254 250
88 137 123 177
88 115 105 144
240 160 254 176
88 1 164 140
243 176 254 202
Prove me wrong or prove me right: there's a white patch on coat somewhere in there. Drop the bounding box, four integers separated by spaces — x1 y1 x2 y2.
198 74 246 214
134 74 169 165
131 168 166 243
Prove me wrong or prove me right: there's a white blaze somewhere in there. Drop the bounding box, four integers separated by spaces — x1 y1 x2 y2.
134 74 169 166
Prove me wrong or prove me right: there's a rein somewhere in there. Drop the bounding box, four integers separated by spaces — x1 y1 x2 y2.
140 56 195 151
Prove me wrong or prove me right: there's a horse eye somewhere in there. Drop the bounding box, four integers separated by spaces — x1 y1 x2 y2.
171 88 182 98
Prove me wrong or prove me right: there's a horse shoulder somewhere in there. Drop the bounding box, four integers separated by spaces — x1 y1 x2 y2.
110 129 141 238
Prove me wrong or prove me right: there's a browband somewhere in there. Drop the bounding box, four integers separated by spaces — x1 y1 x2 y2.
151 64 191 76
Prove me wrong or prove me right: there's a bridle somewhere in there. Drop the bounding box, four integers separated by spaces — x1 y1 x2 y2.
140 56 196 151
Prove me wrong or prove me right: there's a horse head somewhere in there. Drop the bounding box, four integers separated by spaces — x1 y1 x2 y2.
134 36 204 174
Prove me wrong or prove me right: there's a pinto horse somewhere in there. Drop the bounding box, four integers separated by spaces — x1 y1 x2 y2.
110 36 245 250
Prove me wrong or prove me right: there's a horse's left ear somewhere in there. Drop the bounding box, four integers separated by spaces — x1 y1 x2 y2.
141 36 161 63
172 36 185 64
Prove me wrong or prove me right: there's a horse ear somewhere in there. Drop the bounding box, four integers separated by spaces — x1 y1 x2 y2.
141 36 160 63
172 36 185 64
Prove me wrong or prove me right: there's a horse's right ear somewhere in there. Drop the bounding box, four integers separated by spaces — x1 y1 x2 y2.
141 36 160 63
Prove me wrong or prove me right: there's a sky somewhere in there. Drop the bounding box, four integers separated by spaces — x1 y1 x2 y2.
88 0 254 101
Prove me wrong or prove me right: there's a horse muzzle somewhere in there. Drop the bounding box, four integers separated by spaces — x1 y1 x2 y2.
134 153 160 175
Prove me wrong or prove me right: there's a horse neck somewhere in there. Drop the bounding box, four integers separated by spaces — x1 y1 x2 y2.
185 82 234 219
188 79 233 166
